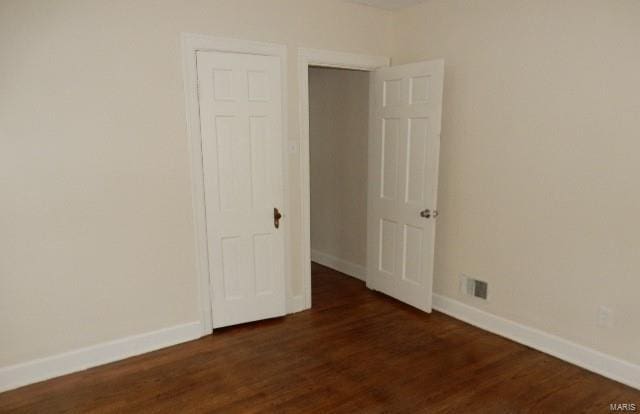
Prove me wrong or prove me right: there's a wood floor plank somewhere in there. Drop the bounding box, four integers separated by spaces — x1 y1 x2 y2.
1 263 638 413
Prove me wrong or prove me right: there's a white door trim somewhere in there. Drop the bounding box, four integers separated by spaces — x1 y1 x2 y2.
297 48 389 310
181 33 289 334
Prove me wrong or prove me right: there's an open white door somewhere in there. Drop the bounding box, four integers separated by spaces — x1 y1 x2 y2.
366 59 444 312
196 50 286 328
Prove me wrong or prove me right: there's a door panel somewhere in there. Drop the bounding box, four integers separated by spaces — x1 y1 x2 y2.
197 51 285 328
367 60 444 312
381 118 400 200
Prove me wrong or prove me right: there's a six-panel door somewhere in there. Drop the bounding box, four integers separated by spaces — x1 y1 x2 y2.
367 60 444 312
196 51 286 328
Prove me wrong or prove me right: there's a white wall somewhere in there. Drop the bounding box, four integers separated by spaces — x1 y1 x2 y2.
0 0 393 368
309 67 369 268
393 0 640 365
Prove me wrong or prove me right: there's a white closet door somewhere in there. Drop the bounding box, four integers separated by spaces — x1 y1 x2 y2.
367 59 444 312
196 50 285 328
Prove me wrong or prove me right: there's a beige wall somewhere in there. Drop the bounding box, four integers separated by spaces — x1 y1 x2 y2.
0 0 393 367
309 67 369 267
393 0 640 364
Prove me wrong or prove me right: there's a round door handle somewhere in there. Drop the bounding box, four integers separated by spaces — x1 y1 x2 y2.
420 209 439 219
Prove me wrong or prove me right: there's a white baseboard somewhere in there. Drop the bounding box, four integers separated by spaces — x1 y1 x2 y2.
3 296 636 394
433 294 640 390
311 249 366 281
0 321 202 393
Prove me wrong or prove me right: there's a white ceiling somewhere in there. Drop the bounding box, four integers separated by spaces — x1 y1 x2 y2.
347 0 429 10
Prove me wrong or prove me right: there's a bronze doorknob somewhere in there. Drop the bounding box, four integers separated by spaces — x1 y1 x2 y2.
274 207 283 229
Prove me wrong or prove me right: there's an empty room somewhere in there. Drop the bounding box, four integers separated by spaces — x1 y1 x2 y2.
1 0 639 412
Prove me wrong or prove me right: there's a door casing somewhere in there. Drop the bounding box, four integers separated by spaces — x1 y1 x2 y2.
182 33 289 335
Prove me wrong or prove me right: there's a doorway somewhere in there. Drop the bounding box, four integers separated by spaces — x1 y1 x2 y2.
297 49 389 310
299 49 444 313
308 66 370 285
182 34 289 333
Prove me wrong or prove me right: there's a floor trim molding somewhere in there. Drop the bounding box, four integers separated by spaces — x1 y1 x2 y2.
433 294 640 390
311 249 366 281
4 294 636 393
0 321 203 393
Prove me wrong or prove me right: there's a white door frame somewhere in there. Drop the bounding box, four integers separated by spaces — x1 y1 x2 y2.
181 33 289 335
297 48 389 309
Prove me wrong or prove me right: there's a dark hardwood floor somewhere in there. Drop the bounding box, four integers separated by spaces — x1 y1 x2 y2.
1 263 638 413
